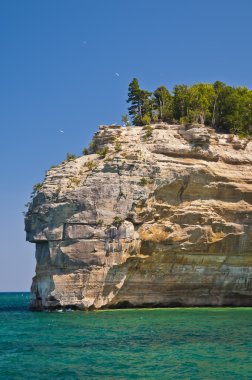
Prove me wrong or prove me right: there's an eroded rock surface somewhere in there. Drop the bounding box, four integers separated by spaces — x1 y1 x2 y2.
25 123 252 309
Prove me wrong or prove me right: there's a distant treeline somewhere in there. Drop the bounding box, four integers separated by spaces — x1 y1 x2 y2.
127 78 252 136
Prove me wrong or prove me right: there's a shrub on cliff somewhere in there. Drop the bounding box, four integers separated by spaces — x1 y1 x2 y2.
112 216 123 227
97 146 109 158
82 148 89 155
89 139 97 153
143 125 153 139
115 140 122 152
96 219 104 226
85 160 97 171
140 177 148 186
68 177 81 186
33 183 43 193
66 153 77 161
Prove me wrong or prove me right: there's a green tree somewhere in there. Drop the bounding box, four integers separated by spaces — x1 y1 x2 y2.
121 114 130 126
213 84 235 131
127 78 151 125
222 87 252 135
141 96 154 123
127 78 141 124
126 79 252 136
211 81 227 128
188 83 215 124
173 84 190 121
153 86 173 121
236 87 252 135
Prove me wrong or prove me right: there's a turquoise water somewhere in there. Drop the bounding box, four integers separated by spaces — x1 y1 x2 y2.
0 293 252 379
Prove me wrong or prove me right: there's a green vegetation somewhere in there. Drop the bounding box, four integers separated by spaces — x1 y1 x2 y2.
96 219 104 226
25 182 44 213
127 78 252 136
127 78 152 126
33 183 43 193
104 156 113 162
143 124 154 139
153 85 173 121
115 140 122 152
121 114 131 126
66 153 77 161
112 216 123 226
142 114 151 125
97 146 109 158
107 135 117 143
139 177 148 186
69 177 81 186
82 148 89 155
85 160 97 171
89 139 97 153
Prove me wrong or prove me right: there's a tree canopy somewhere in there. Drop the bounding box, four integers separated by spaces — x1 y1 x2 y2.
127 78 151 125
126 79 252 136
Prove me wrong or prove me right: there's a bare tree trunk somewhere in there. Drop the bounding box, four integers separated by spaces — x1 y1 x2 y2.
159 99 163 119
138 101 142 118
211 96 218 128
199 114 205 124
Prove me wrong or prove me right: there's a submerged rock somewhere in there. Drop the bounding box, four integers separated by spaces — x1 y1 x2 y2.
25 123 252 310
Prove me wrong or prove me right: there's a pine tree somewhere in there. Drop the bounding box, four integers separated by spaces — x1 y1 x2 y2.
127 78 141 124
127 78 151 125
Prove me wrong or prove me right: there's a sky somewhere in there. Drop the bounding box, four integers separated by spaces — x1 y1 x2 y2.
0 0 252 291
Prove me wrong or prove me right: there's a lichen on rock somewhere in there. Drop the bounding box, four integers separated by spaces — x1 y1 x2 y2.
25 123 252 310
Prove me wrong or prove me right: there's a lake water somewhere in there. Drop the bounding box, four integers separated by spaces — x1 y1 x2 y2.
0 293 252 379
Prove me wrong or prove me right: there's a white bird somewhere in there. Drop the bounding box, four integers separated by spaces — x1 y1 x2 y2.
115 72 120 77
59 129 64 133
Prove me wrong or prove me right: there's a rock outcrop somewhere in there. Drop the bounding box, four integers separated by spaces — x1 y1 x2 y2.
25 123 252 310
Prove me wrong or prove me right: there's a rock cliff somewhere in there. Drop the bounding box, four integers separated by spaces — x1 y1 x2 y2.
25 123 252 310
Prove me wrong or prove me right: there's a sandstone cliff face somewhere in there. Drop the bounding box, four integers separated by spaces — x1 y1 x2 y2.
25 123 252 310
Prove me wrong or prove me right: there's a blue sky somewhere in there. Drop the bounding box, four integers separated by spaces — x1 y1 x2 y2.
0 0 252 291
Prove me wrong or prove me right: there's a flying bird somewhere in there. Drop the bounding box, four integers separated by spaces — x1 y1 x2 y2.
59 130 64 133
115 72 120 77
